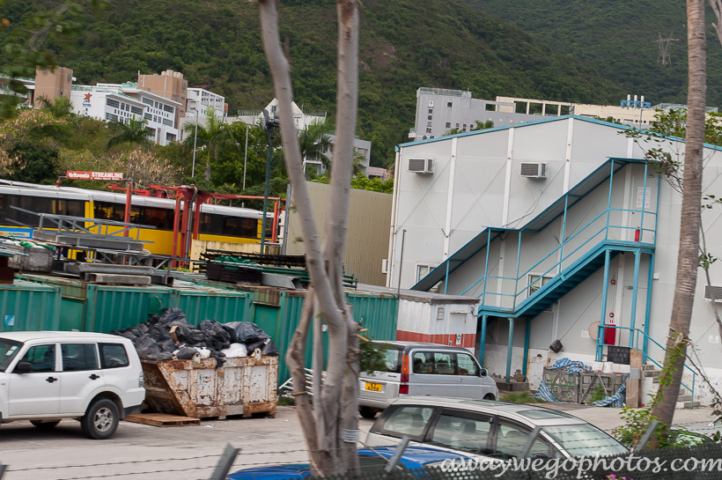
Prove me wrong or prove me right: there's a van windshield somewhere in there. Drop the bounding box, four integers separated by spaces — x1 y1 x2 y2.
0 339 23 372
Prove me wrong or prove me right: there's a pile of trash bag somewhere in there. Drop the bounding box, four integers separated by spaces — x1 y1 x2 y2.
112 308 278 365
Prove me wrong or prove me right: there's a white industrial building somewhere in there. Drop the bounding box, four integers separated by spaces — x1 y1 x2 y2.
388 115 722 406
70 83 181 146
180 88 227 142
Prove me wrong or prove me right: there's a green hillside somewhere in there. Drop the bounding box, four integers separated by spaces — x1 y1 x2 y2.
467 0 722 109
1 0 626 166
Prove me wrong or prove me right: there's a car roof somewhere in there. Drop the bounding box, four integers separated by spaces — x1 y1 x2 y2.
390 396 585 427
372 340 473 352
0 331 128 342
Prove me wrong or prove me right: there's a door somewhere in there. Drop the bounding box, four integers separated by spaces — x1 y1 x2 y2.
426 408 495 456
408 350 459 397
7 344 60 416
456 352 488 399
59 343 104 415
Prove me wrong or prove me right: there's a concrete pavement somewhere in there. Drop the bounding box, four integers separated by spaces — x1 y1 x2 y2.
0 405 717 480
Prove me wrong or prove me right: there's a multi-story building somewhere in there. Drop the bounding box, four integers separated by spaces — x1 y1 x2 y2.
180 88 227 141
388 114 722 405
33 66 74 107
70 83 181 146
137 70 188 126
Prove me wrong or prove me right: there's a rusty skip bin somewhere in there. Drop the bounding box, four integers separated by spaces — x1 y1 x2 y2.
141 349 278 419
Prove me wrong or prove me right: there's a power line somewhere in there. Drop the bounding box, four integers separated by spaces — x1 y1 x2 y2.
655 32 679 67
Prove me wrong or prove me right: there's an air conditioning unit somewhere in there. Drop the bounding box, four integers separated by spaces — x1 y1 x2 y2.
520 162 548 179
704 285 722 302
408 158 434 174
381 259 389 274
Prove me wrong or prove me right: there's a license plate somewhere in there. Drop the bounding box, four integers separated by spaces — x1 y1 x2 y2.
365 382 382 392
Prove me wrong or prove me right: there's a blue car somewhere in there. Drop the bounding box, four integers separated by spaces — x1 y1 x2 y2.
228 446 471 480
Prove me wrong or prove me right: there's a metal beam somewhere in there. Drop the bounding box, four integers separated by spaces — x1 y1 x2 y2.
506 317 515 382
522 319 531 379
629 250 641 347
597 249 612 361
479 314 488 367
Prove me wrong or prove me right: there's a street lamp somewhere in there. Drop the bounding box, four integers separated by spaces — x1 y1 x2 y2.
260 109 279 255
190 107 199 178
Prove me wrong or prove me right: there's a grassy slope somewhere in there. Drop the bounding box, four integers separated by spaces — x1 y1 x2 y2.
467 0 722 109
1 0 626 166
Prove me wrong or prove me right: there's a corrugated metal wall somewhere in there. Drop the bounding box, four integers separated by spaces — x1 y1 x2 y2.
286 181 392 286
0 281 61 332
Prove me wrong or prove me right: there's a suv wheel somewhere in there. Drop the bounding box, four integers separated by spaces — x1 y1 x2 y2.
81 399 120 439
359 406 377 420
30 420 61 430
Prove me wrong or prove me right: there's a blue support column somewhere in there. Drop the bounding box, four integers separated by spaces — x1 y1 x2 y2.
506 317 515 382
628 250 641 347
479 314 488 367
559 194 569 275
640 164 648 242
522 319 531 380
482 229 491 305
597 249 612 361
605 160 615 240
444 261 450 295
642 253 655 362
514 231 522 309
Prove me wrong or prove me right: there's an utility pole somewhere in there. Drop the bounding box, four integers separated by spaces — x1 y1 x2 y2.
191 108 199 178
260 109 279 255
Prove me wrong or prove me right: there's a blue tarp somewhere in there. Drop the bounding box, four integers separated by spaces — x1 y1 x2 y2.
535 358 627 407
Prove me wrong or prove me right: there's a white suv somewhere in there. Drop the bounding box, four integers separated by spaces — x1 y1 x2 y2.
0 331 145 439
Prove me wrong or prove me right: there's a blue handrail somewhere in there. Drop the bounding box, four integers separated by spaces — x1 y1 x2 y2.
595 324 697 407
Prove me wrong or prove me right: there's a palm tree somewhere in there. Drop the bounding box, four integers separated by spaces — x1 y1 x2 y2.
183 107 232 181
36 96 74 118
649 0 706 445
298 118 332 175
106 117 152 150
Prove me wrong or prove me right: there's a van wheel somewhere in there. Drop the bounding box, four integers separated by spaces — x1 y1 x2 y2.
359 407 377 420
484 393 496 400
81 399 119 439
30 420 61 430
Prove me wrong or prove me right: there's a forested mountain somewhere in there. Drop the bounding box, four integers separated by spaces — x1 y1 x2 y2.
1 0 626 167
467 0 722 109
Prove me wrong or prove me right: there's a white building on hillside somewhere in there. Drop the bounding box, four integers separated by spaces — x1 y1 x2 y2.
180 88 227 141
388 115 722 406
70 83 181 146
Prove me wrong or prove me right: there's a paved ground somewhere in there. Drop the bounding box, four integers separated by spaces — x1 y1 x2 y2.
0 405 717 480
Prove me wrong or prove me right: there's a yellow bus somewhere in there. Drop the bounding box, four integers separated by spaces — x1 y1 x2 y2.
0 182 274 256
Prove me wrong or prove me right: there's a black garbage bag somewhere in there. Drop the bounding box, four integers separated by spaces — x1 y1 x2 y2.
171 322 205 345
174 347 198 360
244 338 279 356
134 334 163 360
222 322 270 344
149 323 176 352
144 351 173 361
199 320 232 351
118 330 138 341
157 307 188 326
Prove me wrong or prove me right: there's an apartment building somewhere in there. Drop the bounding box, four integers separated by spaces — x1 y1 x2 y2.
70 83 181 146
180 88 228 141
137 70 187 126
33 66 74 107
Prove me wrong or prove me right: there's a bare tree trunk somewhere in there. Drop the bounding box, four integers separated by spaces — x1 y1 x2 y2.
254 0 360 475
650 0 706 444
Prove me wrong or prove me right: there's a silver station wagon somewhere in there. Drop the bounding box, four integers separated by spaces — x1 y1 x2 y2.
359 342 498 419
366 397 628 460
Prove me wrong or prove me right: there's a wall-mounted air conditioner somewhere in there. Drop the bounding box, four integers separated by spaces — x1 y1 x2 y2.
408 158 434 174
381 259 389 274
520 162 548 179
705 285 722 302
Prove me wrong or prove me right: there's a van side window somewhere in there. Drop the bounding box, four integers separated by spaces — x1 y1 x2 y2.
62 344 100 371
99 344 129 369
19 344 55 372
457 353 479 376
411 351 457 375
412 352 434 374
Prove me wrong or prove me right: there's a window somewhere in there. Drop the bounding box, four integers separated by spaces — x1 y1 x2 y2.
430 413 493 454
416 264 439 292
144 113 152 121
528 274 552 296
142 97 154 106
457 353 478 376
106 98 119 108
163 104 174 113
493 422 530 459
94 202 173 230
62 344 99 371
162 118 173 127
131 106 143 115
543 424 627 457
411 351 457 375
0 340 21 372
382 405 435 438
447 102 453 107
0 194 84 228
99 344 129 369
486 103 496 112
105 113 118 123
19 344 55 372
445 122 451 128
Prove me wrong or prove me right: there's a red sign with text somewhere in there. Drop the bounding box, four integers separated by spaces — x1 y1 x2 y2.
66 171 124 181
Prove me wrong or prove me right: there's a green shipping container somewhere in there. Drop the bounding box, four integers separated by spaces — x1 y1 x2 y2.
0 280 61 332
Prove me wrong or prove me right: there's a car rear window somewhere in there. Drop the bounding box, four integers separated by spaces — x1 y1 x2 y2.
99 343 130 369
367 344 402 373
543 424 627 457
379 405 435 438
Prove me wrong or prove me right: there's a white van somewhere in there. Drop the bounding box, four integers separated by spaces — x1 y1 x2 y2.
359 341 498 419
0 331 145 439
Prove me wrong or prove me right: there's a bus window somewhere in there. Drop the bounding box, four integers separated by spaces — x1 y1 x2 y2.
144 207 172 230
58 200 85 218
